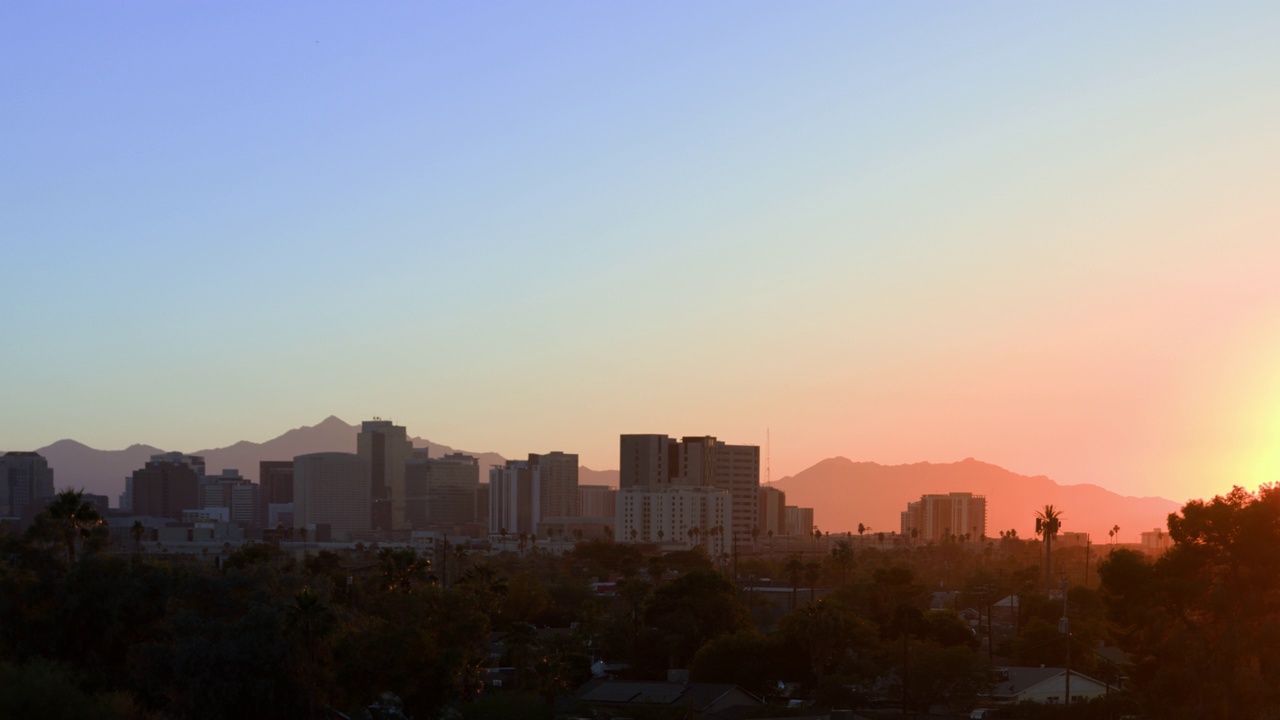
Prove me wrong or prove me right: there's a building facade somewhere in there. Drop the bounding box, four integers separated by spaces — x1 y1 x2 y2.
617 434 759 547
900 492 987 543
357 419 413 534
131 453 203 520
405 451 480 529
0 451 55 520
616 486 731 551
293 452 371 540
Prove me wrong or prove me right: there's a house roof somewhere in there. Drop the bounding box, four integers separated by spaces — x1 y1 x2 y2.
575 679 761 710
989 667 1106 699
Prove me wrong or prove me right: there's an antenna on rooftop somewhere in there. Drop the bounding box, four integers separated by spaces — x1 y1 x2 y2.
766 428 771 485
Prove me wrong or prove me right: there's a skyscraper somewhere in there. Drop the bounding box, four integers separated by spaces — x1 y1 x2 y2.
293 452 371 540
530 451 578 519
900 492 987 543
0 451 55 519
617 434 759 546
131 453 203 520
357 419 413 535
404 451 480 529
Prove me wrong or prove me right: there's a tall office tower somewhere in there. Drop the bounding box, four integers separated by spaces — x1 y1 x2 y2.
293 452 371 540
489 460 535 535
357 419 413 534
404 451 480 529
616 486 731 548
618 434 759 547
712 442 760 545
119 477 133 513
758 486 787 537
200 469 259 527
785 506 814 537
578 485 617 519
0 451 55 519
530 451 578 519
619 434 675 489
130 453 203 520
899 492 987 543
259 461 294 529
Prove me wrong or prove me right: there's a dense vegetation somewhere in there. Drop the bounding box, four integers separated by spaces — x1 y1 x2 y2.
13 487 1266 719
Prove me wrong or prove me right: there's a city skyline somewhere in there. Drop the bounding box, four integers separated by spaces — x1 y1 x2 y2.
5 3 1280 506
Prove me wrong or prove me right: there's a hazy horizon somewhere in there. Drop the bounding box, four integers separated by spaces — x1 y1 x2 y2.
5 3 1279 505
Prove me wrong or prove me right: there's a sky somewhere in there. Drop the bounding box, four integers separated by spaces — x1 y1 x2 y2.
3 2 1278 505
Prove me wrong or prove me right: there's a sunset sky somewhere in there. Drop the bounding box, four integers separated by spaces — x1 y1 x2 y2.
3 3 1278 505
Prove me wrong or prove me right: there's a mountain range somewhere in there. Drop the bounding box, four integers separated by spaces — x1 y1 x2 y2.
26 419 1181 539
770 457 1181 544
34 416 509 501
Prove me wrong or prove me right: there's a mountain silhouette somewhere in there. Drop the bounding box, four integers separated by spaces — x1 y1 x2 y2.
770 457 1180 543
36 416 508 504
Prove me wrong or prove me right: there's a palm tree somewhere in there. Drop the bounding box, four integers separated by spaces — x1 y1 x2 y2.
34 489 102 561
131 520 146 555
1111 524 1120 546
831 538 855 586
784 554 805 610
1035 505 1063 594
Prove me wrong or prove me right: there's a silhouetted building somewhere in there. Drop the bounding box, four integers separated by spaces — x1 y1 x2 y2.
490 459 535 535
131 453 203 520
259 460 294 529
293 452 371 541
357 419 413 534
1 451 55 519
531 451 578 518
785 506 813 537
405 451 480 529
900 492 986 543
758 486 786 537
200 469 259 527
578 484 617 518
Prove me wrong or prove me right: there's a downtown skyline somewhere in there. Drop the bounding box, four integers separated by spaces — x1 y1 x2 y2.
4 2 1280 506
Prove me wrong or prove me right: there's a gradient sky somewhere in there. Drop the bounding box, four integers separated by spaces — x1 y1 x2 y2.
3 2 1278 505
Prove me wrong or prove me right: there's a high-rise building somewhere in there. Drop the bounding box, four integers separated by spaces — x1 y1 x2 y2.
357 419 413 534
259 460 294 529
0 451 55 519
200 469 259 527
785 506 814 537
131 453 203 520
617 434 759 546
899 492 986 543
758 486 786 537
293 452 371 541
489 459 534 535
617 486 731 550
578 484 617 519
405 451 480 529
531 451 578 519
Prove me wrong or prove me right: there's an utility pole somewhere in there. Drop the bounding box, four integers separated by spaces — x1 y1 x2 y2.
1060 578 1071 707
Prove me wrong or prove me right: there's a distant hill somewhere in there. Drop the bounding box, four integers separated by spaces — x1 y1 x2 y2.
580 467 619 488
36 416 509 505
770 457 1181 543
33 440 164 500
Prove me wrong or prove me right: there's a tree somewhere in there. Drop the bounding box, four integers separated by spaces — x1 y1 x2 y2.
830 538 855 586
28 489 103 562
1098 486 1280 719
643 569 750 669
1035 505 1062 595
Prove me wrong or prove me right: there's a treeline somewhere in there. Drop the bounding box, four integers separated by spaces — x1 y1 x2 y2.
3 489 1223 719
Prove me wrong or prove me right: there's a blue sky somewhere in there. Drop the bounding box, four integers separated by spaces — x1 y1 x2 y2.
3 2 1279 502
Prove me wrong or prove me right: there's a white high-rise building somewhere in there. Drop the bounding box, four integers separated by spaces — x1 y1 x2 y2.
617 434 759 547
617 486 730 551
